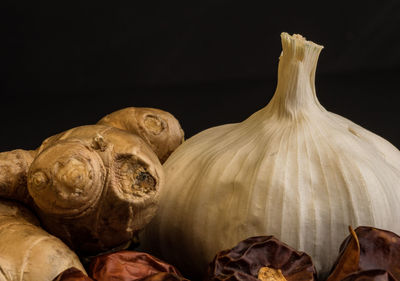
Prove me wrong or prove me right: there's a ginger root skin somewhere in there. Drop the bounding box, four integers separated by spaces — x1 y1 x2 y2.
98 107 184 163
0 106 181 206
0 149 36 206
27 125 163 255
0 199 86 281
0 107 174 256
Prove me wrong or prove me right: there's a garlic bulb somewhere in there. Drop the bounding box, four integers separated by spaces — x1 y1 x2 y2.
141 33 400 278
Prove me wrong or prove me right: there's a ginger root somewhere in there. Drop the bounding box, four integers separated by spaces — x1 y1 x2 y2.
27 125 163 254
0 149 36 207
98 107 184 163
0 199 86 281
0 107 181 205
0 106 178 255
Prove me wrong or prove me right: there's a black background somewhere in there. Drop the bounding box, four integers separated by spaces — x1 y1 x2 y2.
1 1 400 152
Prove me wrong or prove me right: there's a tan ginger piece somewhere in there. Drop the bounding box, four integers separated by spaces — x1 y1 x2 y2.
0 199 86 281
0 149 36 206
0 107 180 206
27 124 164 255
98 107 184 163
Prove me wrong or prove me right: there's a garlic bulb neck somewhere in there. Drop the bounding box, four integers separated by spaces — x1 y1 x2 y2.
268 33 325 118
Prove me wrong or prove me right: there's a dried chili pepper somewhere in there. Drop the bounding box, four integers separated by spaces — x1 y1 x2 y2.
53 251 189 281
205 236 316 281
327 226 400 281
341 269 397 281
52 267 93 281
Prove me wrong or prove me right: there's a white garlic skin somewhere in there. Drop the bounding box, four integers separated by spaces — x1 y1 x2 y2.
141 33 400 278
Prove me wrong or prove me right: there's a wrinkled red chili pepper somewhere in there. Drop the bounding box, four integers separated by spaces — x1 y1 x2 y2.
327 226 400 281
205 235 316 281
53 251 189 281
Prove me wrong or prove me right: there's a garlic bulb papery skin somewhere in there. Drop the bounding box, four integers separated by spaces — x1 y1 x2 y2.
141 33 400 278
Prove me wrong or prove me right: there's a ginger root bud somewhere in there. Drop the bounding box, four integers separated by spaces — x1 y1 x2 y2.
98 107 184 163
0 149 36 206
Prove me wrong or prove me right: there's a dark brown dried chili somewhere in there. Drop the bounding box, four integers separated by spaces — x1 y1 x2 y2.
205 235 317 281
327 226 400 281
